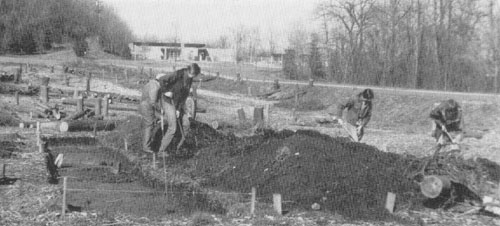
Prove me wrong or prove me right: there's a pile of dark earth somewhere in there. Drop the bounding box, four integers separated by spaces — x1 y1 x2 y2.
103 116 500 221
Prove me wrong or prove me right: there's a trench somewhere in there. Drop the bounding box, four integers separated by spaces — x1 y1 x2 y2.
45 136 225 219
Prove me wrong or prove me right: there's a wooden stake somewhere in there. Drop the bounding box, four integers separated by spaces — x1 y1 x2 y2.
385 192 396 214
86 72 92 92
124 69 128 82
237 108 246 124
76 97 84 112
95 98 102 115
253 107 264 126
247 86 252 96
2 164 6 178
308 78 314 87
124 138 128 151
40 85 49 103
103 96 109 116
36 121 41 146
64 73 69 86
152 153 156 169
62 177 67 219
149 68 153 78
264 104 270 126
15 91 19 105
51 66 54 73
39 140 46 153
251 187 256 215
273 193 282 215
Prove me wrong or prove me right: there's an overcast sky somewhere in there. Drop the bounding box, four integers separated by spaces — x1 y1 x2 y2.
102 0 320 49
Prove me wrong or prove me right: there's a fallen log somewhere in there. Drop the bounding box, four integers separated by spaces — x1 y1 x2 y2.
19 121 62 130
61 98 137 112
66 110 88 120
420 175 452 198
58 119 118 132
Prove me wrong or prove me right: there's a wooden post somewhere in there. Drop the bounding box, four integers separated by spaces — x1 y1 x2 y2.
2 164 6 178
264 104 270 126
95 98 102 115
39 139 46 153
273 79 280 90
40 85 49 103
62 177 67 219
149 68 153 78
247 86 252 96
36 121 41 147
64 73 69 86
86 72 92 92
237 108 246 124
253 107 264 126
385 192 396 214
15 91 19 105
236 73 241 83
15 67 22 84
103 96 109 116
250 187 256 215
124 138 128 151
76 97 84 112
273 193 282 215
152 154 156 169
294 92 299 108
51 66 54 73
124 69 128 82
308 78 314 87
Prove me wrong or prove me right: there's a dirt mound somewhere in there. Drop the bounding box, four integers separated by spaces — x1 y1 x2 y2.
102 116 236 156
191 129 420 220
102 117 500 221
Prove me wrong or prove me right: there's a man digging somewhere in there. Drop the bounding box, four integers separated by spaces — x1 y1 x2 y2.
330 89 374 142
156 63 200 158
429 99 464 152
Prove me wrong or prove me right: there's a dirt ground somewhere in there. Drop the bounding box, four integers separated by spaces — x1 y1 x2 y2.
1 51 500 225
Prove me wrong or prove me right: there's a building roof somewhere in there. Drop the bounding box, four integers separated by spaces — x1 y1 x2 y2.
132 42 206 48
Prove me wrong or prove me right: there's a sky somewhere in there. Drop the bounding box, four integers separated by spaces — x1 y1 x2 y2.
102 0 321 50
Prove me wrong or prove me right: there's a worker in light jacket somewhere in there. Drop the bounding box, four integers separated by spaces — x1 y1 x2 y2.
331 89 374 142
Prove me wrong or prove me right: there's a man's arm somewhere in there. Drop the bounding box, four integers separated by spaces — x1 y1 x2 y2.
337 98 355 118
429 106 446 129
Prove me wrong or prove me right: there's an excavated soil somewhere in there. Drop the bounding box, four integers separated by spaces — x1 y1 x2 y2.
101 115 500 221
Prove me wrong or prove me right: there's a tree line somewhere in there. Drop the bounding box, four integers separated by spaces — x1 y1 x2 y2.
0 0 134 57
287 0 500 93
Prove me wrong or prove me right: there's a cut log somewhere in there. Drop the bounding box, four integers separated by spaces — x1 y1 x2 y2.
40 77 50 86
62 98 137 112
237 108 246 124
420 175 452 198
19 121 62 130
58 120 117 132
253 107 264 126
67 110 88 120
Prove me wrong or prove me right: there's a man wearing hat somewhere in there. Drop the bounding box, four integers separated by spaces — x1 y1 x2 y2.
156 63 201 155
330 88 374 142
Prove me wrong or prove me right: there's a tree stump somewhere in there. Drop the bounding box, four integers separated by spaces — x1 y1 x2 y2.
237 108 246 124
420 175 452 198
76 97 84 112
95 98 102 115
41 77 50 86
86 72 92 92
253 107 264 126
40 86 49 103
273 79 280 90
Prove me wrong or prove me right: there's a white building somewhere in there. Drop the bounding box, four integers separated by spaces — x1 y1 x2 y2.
129 42 235 62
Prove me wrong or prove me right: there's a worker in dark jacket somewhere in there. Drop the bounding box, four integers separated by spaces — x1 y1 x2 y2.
156 63 201 155
429 99 464 144
331 89 374 142
139 74 164 154
170 63 200 137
